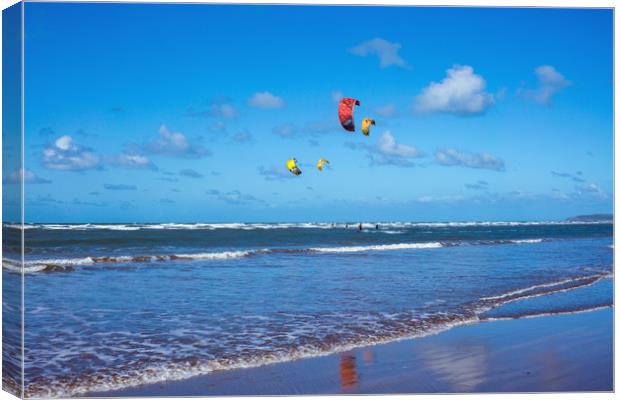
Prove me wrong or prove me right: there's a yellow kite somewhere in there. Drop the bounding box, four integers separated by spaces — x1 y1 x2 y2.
361 118 376 136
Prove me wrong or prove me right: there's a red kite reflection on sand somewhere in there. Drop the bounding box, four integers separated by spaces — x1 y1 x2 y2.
339 354 358 389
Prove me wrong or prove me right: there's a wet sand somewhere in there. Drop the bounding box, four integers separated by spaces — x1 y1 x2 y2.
87 308 613 396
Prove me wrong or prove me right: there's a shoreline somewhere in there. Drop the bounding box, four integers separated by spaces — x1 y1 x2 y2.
85 307 613 397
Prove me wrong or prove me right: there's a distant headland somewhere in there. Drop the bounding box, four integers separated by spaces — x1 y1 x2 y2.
566 214 613 222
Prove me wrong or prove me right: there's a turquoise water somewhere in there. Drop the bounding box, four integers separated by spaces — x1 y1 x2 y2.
2 221 613 397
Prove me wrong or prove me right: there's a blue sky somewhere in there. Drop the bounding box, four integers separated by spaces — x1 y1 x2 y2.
13 3 613 222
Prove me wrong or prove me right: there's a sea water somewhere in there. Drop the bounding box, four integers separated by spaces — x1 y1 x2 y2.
2 220 613 397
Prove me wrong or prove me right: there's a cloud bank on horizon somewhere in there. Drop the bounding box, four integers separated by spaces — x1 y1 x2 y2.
16 4 612 222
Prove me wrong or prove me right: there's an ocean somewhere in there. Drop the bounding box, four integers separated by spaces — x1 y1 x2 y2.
2 220 614 397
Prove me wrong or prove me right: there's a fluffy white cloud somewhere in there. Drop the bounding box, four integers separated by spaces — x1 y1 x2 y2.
3 168 50 184
347 131 423 167
247 92 285 109
112 153 157 170
145 125 210 158
42 135 101 171
414 65 495 115
523 65 571 104
435 148 505 171
377 131 421 158
348 38 407 68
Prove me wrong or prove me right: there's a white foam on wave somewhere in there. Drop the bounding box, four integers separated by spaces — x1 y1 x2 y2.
309 242 443 253
509 238 544 244
479 273 612 303
481 304 613 322
5 219 612 231
173 251 254 260
3 250 254 274
3 257 96 273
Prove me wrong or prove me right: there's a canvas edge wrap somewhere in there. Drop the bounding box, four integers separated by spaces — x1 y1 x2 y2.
2 2 24 398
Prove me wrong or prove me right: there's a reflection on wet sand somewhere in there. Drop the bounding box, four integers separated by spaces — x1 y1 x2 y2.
416 342 489 391
533 342 562 391
339 354 358 389
363 350 374 366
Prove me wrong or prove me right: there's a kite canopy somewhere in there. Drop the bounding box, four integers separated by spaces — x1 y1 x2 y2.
286 158 302 176
338 98 360 132
361 118 376 136
317 158 330 172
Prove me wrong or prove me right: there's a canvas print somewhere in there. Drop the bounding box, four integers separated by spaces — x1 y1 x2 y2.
2 2 614 398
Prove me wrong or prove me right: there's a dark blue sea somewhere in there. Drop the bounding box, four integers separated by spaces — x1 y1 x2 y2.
2 220 614 397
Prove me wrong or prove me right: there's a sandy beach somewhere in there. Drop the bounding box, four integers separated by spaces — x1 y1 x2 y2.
86 308 613 396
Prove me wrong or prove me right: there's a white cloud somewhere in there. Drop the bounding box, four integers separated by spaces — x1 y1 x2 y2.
3 168 51 184
414 65 494 115
247 91 285 109
112 153 157 170
42 135 101 171
435 148 505 171
575 183 608 199
348 38 407 68
145 125 210 158
377 131 421 157
346 131 423 167
55 135 72 150
522 65 571 104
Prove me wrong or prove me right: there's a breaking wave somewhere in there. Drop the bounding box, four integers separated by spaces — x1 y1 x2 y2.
3 238 553 274
478 273 612 306
309 242 443 253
